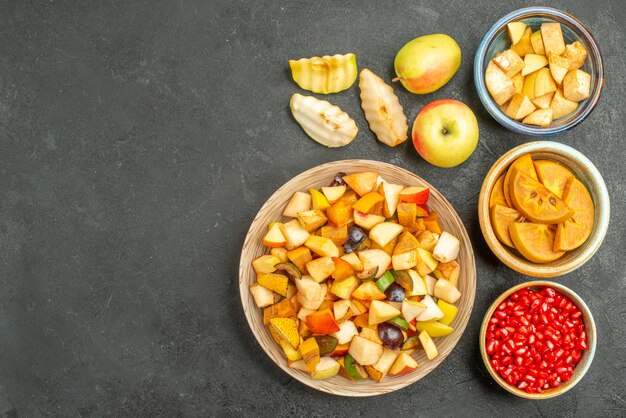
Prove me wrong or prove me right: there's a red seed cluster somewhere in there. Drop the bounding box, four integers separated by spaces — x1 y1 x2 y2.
485 287 588 394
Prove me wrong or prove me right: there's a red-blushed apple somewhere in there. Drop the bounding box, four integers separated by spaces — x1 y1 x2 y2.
399 186 430 205
412 99 479 168
394 34 461 94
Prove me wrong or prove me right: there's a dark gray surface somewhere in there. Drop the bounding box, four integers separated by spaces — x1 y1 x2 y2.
0 0 624 416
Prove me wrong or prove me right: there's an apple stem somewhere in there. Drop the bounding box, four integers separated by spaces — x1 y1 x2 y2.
441 128 448 135
391 77 400 83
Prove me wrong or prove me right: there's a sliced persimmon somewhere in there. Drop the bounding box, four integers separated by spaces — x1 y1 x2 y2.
554 177 594 251
509 222 565 263
490 204 524 247
510 168 573 224
489 174 508 208
503 154 538 208
534 160 574 199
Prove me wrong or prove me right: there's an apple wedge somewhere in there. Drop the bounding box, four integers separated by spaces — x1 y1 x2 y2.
424 274 437 296
321 185 346 204
511 27 534 57
389 351 419 376
434 277 462 304
548 52 571 85
418 330 438 360
563 69 591 102
352 280 386 301
406 269 428 297
340 252 363 271
294 276 322 304
485 61 515 105
415 247 438 276
297 281 327 310
505 93 536 120
357 249 391 279
305 256 335 282
369 222 404 248
507 21 526 44
263 223 287 248
511 72 525 94
309 189 330 211
550 89 579 120
378 182 404 218
534 68 557 98
252 254 281 274
331 320 359 344
369 300 401 325
563 41 588 70
333 299 352 321
311 357 341 380
352 192 384 214
415 295 444 322
392 250 418 270
249 283 275 308
432 231 460 263
522 70 538 99
280 219 311 250
366 348 398 381
342 171 379 197
522 108 554 127
329 275 359 300
530 30 545 55
348 335 383 366
399 186 430 204
541 22 565 56
402 299 426 323
531 92 554 110
521 54 548 76
283 191 311 218
353 210 385 230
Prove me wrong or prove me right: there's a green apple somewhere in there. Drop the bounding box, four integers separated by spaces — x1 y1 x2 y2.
412 99 479 168
394 34 461 94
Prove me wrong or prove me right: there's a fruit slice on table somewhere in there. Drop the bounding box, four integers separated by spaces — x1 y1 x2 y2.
290 93 358 148
490 204 524 247
289 53 358 94
490 174 508 208
358 68 409 147
554 177 595 251
503 154 538 207
509 222 565 263
510 168 573 224
533 160 574 198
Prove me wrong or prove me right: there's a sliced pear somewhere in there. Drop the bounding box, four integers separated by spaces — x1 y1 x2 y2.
530 30 545 55
531 92 554 110
550 89 579 120
485 61 515 105
358 68 408 147
541 22 566 56
521 54 548 76
534 68 557 98
290 93 358 148
548 53 571 85
511 27 534 57
507 22 526 44
522 108 553 127
522 71 539 99
511 72 525 94
563 41 588 70
505 93 536 120
563 69 591 102
289 53 357 94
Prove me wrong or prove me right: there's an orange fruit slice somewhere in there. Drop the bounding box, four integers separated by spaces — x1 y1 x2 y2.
489 174 508 208
509 222 566 263
554 177 595 251
534 160 574 199
490 204 524 247
504 154 538 208
509 168 573 224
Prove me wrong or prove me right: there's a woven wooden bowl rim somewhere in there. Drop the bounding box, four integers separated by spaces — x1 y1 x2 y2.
239 159 477 396
477 141 610 277
479 280 597 399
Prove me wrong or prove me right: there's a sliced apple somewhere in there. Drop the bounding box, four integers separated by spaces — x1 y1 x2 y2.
485 61 515 105
493 49 524 78
366 348 398 381
321 185 346 204
352 280 386 301
521 54 548 76
399 186 430 204
329 275 359 300
333 299 352 321
379 182 404 218
353 209 385 230
342 171 379 197
389 351 419 376
369 222 404 248
563 69 591 102
434 278 461 304
283 191 311 218
424 274 437 296
507 21 526 44
432 231 460 263
294 276 321 303
541 22 565 56
406 269 428 297
369 300 401 325
357 249 391 279
534 67 557 98
331 320 359 344
511 72 525 94
415 295 444 322
297 209 328 233
511 27 534 57
402 299 426 323
252 254 281 274
280 219 311 250
563 41 588 70
348 335 383 366
309 188 330 211
505 93 536 120
522 108 554 127
340 252 363 271
530 30 545 55
249 283 275 308
531 92 554 109
550 88 579 120
304 235 339 257
415 248 438 277
418 330 438 360
306 256 336 282
392 250 418 270
297 281 327 310
522 70 539 99
311 357 340 380
548 52 571 85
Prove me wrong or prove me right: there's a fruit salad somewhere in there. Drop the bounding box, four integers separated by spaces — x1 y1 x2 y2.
489 153 594 263
485 286 588 394
485 20 590 126
249 171 464 382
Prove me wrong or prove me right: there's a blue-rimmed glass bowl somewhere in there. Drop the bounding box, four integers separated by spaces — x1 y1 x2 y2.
474 7 604 136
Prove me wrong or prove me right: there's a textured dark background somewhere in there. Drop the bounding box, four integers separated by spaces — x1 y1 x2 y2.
1 0 624 416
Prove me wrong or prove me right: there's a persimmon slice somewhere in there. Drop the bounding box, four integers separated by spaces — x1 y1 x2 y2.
509 222 565 263
489 174 508 208
504 154 538 207
534 160 574 199
510 168 573 224
490 204 524 247
554 177 594 251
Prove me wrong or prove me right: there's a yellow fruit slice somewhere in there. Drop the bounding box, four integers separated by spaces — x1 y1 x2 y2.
490 204 524 247
504 154 538 207
289 53 358 94
510 168 573 224
554 177 595 251
509 222 565 263
534 160 574 199
489 174 508 208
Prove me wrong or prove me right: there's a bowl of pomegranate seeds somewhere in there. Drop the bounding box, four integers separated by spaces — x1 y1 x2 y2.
480 281 596 399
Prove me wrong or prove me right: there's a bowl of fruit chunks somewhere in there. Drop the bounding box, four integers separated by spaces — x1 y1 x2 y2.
474 6 603 136
239 160 476 396
480 281 596 399
478 141 609 277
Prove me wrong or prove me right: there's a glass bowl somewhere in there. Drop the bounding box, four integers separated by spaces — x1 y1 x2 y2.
474 7 604 136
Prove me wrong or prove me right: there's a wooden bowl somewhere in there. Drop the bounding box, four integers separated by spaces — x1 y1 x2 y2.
478 141 610 277
239 160 477 396
479 281 597 399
